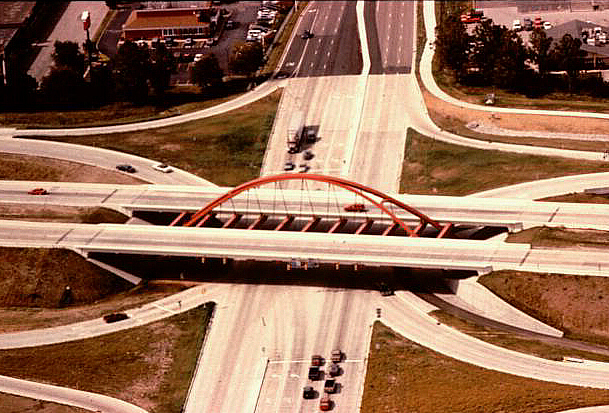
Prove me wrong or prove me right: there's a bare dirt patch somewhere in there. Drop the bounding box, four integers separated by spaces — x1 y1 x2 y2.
423 89 609 135
480 271 609 343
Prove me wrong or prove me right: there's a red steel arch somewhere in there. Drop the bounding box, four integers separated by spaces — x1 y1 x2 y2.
180 173 453 237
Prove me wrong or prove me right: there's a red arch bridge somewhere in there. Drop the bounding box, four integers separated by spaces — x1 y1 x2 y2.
168 173 454 238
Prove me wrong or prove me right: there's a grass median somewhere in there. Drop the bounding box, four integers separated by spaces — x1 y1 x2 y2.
400 128 609 195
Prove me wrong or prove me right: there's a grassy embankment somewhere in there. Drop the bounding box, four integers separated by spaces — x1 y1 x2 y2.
361 322 609 413
0 303 214 413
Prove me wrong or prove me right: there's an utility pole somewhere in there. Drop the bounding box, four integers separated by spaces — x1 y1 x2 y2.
81 11 92 77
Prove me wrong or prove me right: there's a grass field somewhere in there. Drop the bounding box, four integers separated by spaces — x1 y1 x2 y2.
0 303 214 413
400 128 609 195
361 322 609 413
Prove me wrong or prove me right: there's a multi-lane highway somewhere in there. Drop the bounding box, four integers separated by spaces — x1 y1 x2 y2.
4 181 609 232
276 1 362 78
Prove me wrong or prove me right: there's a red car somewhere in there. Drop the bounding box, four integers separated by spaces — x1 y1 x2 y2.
28 188 48 195
344 203 366 212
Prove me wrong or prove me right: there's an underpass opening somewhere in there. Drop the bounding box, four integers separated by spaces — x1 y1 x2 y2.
88 252 479 293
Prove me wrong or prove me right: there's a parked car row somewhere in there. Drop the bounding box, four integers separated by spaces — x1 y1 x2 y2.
305 350 344 411
512 16 551 31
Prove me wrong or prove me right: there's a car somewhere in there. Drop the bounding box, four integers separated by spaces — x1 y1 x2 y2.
324 378 337 394
311 354 323 366
303 150 314 160
378 282 394 296
484 93 495 105
330 349 343 363
543 21 552 30
523 17 533 31
184 37 193 47
103 312 129 323
194 53 203 63
299 163 310 173
328 363 340 377
28 187 48 195
152 163 173 173
344 203 366 212
534 16 542 28
308 366 321 380
225 20 236 29
164 36 175 47
283 161 295 171
116 164 136 173
303 385 315 399
512 19 521 31
319 395 332 411
301 29 313 39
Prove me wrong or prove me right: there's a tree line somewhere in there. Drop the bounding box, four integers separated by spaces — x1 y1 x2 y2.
0 39 264 111
434 13 609 97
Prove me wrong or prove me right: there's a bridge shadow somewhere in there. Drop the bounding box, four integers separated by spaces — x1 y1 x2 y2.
91 253 474 293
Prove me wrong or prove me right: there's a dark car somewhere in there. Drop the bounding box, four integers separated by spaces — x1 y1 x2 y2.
303 150 314 160
303 385 315 399
284 161 295 171
523 17 533 31
103 312 129 323
328 363 340 377
301 29 313 39
116 164 136 173
324 378 337 394
308 366 321 380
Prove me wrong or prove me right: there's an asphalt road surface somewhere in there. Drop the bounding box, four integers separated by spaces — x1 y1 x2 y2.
277 1 362 78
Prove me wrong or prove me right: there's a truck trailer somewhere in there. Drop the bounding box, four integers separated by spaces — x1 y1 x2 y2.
287 110 305 153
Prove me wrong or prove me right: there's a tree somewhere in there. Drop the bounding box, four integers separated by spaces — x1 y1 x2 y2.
492 29 529 90
434 13 470 79
149 43 175 97
529 28 553 77
551 33 585 92
112 40 151 104
191 53 224 90
51 40 85 76
40 66 87 107
229 42 263 76
470 19 508 85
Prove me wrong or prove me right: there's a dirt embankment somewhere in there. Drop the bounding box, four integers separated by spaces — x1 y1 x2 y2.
0 248 132 308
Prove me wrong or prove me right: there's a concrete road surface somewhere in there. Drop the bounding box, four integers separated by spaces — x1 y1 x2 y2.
183 284 377 413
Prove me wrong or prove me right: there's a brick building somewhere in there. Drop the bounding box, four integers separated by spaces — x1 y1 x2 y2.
122 4 220 41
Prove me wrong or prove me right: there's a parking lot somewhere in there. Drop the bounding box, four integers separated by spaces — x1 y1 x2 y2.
479 3 609 41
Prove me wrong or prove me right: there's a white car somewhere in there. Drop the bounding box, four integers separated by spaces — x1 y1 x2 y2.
512 20 522 31
194 53 203 62
152 163 173 173
543 21 552 30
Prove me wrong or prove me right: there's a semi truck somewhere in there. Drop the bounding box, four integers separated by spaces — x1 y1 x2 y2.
287 110 305 153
